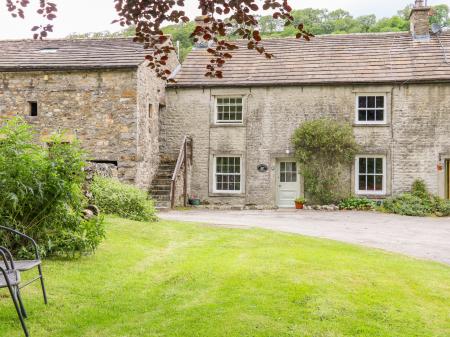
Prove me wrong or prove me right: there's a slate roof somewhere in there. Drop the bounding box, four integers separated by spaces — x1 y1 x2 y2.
0 38 151 71
171 31 450 87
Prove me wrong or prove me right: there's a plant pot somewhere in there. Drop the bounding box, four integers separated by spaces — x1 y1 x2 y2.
189 198 201 206
295 202 304 210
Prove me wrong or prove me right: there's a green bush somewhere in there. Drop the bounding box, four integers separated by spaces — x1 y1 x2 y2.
382 194 432 217
292 119 359 204
339 197 376 211
90 176 157 222
411 179 430 199
382 180 450 217
0 118 105 258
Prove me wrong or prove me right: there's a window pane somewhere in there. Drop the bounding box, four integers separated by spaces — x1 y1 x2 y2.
367 158 375 173
359 175 366 190
359 158 366 173
367 96 375 108
357 110 366 121
280 173 286 182
376 158 383 174
217 98 223 104
376 96 384 108
375 176 383 191
358 96 366 108
367 110 375 121
367 175 375 190
292 163 297 172
376 110 384 121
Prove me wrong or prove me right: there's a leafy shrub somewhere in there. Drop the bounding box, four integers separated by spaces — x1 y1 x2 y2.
431 196 450 217
411 179 430 200
90 176 157 222
382 180 450 217
382 194 432 217
292 119 359 204
0 118 105 258
339 197 376 211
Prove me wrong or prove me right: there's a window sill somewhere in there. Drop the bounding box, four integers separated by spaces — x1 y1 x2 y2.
355 192 388 198
209 192 246 197
353 123 390 128
210 123 246 128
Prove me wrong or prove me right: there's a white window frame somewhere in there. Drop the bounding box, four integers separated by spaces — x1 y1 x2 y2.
213 155 243 194
355 94 387 125
214 96 244 125
355 155 387 195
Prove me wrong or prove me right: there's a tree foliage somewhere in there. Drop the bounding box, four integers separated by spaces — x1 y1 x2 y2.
0 118 105 258
292 119 359 204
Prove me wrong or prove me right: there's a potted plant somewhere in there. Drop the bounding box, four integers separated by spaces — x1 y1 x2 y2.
294 197 307 209
188 194 201 206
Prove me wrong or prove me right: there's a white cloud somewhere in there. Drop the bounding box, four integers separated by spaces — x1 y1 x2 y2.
0 0 448 39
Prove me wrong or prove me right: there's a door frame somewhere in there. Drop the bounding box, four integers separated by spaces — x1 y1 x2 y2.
446 159 450 199
275 158 303 208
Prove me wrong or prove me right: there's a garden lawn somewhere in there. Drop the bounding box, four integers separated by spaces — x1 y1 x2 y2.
1 216 449 337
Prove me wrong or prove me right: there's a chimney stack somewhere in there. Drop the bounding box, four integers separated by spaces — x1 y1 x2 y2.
410 0 431 41
193 15 213 49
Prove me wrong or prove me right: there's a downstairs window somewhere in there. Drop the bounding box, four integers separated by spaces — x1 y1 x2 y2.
356 156 386 195
214 156 242 193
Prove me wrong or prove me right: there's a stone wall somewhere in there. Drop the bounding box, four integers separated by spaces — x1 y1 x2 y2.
135 63 167 189
163 84 450 207
0 66 169 189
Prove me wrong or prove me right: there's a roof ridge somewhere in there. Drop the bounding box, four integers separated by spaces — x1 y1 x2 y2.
0 34 175 43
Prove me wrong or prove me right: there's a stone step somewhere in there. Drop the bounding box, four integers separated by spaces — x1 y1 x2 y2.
152 195 170 201
150 190 171 196
152 177 172 184
159 164 176 169
151 185 170 192
155 172 173 177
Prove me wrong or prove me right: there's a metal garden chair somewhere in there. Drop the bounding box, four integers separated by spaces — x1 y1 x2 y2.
0 226 48 305
0 247 29 337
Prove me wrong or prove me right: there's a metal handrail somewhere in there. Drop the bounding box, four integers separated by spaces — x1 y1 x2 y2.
170 136 193 208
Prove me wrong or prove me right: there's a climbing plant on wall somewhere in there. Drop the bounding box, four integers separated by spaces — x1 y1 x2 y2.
292 118 359 204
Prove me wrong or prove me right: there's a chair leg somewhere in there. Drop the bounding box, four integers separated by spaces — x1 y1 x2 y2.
16 287 28 319
38 265 48 304
7 284 29 337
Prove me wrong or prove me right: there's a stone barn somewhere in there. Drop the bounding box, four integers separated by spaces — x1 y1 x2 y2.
0 38 178 189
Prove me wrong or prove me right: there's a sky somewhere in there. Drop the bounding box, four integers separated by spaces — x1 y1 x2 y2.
0 0 449 39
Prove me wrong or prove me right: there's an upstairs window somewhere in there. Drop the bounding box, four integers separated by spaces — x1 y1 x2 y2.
356 95 386 124
215 97 243 124
29 101 38 117
356 156 386 195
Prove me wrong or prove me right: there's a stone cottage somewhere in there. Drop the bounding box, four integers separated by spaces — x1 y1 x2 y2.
0 38 178 189
161 1 450 208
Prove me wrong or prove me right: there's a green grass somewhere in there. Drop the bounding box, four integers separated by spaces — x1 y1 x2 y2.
1 216 449 337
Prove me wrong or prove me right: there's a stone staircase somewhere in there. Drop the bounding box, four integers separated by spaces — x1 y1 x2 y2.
150 158 176 209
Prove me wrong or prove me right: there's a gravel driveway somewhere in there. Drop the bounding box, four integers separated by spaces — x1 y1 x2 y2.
160 209 450 265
